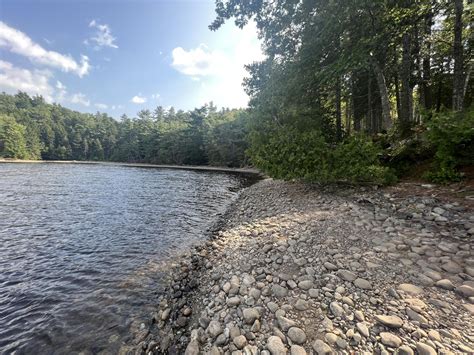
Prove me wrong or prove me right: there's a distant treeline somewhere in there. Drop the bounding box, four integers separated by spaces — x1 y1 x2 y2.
0 92 249 167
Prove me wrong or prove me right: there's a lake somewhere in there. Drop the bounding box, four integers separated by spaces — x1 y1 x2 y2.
0 163 256 354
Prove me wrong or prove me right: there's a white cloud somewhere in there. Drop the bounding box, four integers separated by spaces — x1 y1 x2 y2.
86 20 118 50
171 22 265 108
131 95 146 104
55 80 67 101
0 21 90 77
171 44 227 77
0 60 54 101
71 93 90 107
95 103 108 109
151 93 160 100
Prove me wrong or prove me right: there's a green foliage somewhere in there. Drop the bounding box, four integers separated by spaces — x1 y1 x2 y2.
248 127 395 185
0 92 250 167
0 114 29 159
423 109 474 183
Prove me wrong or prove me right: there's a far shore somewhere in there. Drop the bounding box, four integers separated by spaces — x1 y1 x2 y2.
0 158 261 175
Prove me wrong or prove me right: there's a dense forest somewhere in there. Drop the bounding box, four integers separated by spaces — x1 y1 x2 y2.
210 0 473 184
1 0 473 184
0 92 249 167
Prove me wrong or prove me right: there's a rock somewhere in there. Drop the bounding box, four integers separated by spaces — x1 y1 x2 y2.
397 345 414 355
435 279 455 290
428 330 441 342
184 339 199 355
398 283 423 295
267 336 287 355
380 332 402 347
455 285 474 297
337 269 357 282
353 278 372 290
207 320 223 338
243 308 260 324
312 339 333 355
324 262 338 271
330 301 344 317
375 315 404 328
298 280 313 290
227 296 241 306
161 308 171 321
295 299 309 311
233 335 247 350
272 284 288 298
416 342 437 355
441 261 463 274
277 315 296 331
290 345 307 355
356 322 370 337
288 327 307 345
406 308 428 324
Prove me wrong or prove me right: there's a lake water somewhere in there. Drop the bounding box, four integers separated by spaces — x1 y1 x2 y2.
0 163 256 354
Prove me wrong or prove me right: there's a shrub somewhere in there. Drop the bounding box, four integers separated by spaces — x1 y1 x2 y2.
423 109 474 184
248 127 395 185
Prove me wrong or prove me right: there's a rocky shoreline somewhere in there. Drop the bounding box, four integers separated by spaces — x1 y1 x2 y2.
125 179 474 355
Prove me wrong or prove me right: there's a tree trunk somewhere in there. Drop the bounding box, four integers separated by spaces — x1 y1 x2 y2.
422 9 433 111
371 58 392 131
335 76 342 141
394 73 401 119
367 74 373 133
400 32 413 128
452 0 464 111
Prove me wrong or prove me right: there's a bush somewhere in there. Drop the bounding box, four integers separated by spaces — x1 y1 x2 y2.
248 127 395 185
423 109 474 184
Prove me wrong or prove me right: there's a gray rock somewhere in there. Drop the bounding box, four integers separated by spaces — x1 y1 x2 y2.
312 339 333 354
184 339 199 355
455 285 474 297
295 299 309 311
290 345 307 355
277 315 296 331
267 336 287 355
288 327 306 345
416 342 437 355
435 279 455 290
375 315 403 328
397 345 414 355
356 322 370 337
324 262 338 271
298 280 313 290
337 269 357 282
330 302 344 317
272 284 288 298
227 296 241 306
441 261 463 274
207 320 223 338
243 308 260 324
380 332 402 347
398 283 423 295
233 335 247 350
354 278 372 290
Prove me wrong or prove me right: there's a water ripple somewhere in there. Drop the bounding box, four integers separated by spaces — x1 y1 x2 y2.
0 163 255 354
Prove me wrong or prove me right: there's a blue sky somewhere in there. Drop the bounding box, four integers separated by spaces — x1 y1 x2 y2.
0 0 264 118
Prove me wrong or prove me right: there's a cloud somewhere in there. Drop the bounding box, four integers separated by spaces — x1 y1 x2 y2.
86 20 118 50
70 93 90 107
55 80 67 101
0 21 90 77
171 44 226 77
0 60 54 101
95 103 108 109
171 22 265 108
151 93 160 100
131 95 146 104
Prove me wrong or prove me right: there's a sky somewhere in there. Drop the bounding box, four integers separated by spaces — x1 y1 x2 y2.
0 0 264 118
